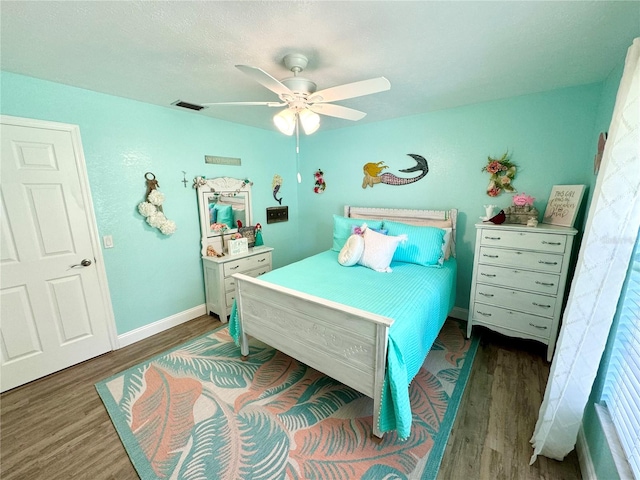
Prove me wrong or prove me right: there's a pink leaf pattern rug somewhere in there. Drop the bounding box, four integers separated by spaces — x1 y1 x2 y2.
96 319 478 479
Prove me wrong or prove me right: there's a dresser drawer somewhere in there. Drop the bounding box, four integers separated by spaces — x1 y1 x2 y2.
477 264 560 295
480 229 566 253
478 246 563 273
223 252 271 277
225 265 271 292
471 302 553 339
474 283 557 317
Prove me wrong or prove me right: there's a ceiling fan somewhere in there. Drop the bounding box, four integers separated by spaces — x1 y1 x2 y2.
202 53 391 135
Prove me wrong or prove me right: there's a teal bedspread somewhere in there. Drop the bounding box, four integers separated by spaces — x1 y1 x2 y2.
229 250 456 439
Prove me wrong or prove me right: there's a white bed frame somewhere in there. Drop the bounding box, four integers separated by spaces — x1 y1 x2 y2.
234 206 457 438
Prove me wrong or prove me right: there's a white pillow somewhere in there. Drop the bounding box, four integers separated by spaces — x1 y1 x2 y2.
338 234 365 266
358 227 407 273
440 227 453 265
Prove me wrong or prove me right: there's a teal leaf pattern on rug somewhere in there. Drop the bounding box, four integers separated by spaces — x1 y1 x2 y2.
96 320 478 480
178 408 289 479
157 334 275 389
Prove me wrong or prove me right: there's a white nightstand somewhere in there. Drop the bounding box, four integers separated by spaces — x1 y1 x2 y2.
467 222 577 361
202 247 273 321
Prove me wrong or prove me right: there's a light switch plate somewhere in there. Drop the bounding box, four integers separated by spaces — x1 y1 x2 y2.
266 206 288 224
103 235 114 248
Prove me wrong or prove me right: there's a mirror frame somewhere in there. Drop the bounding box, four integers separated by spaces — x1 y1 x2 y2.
197 177 253 256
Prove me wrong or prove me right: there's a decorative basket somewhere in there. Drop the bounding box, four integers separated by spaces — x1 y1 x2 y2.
505 205 539 224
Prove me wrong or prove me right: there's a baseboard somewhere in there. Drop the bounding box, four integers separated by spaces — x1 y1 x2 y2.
117 304 207 348
449 306 468 321
576 425 596 480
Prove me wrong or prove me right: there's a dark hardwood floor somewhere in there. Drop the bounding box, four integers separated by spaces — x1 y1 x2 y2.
1 316 582 479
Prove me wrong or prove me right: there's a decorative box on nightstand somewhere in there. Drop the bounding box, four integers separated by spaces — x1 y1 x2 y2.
202 247 273 321
467 223 577 361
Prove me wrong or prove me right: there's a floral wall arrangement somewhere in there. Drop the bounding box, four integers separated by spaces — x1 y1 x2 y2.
482 152 517 197
313 169 326 194
137 173 176 235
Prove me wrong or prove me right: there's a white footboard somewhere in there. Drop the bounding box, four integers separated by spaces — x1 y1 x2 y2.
233 273 394 438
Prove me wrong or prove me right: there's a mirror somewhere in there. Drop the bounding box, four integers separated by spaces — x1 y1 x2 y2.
197 177 252 256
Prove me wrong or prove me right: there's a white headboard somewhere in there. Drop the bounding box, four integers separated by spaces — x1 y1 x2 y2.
344 206 458 257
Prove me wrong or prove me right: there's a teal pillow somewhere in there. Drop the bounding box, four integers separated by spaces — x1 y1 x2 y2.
214 204 234 228
383 220 445 266
332 215 383 251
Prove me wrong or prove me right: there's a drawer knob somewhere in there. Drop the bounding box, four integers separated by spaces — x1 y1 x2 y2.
538 260 558 266
535 280 555 287
485 236 501 240
542 241 562 246
533 302 551 309
479 292 494 297
477 311 492 317
258 258 266 263
230 265 240 270
481 273 497 278
529 323 548 330
483 254 499 258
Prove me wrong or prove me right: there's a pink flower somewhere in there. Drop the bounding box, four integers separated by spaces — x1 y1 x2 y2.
487 187 501 197
513 192 535 206
486 161 504 174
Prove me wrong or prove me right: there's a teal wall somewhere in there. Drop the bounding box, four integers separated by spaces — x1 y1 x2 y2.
580 60 625 480
0 71 603 341
1 71 301 335
297 84 601 308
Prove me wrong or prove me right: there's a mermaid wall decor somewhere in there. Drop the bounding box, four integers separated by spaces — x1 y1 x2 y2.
362 154 429 188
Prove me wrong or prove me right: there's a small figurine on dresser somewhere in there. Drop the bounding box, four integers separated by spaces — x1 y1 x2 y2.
505 192 539 224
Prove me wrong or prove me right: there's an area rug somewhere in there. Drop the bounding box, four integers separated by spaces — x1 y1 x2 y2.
96 318 478 480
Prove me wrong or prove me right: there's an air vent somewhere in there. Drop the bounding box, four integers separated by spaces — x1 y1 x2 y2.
172 100 205 111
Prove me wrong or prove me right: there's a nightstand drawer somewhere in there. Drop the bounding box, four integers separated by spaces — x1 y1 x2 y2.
225 265 271 293
477 264 560 295
478 246 563 273
224 252 271 276
480 230 567 253
472 303 553 339
474 284 557 317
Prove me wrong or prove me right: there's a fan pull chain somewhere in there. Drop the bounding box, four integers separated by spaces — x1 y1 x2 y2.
296 113 302 183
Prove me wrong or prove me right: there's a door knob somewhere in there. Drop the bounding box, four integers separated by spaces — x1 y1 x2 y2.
70 259 92 268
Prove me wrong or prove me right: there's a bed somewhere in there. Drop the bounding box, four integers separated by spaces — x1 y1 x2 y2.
229 206 457 439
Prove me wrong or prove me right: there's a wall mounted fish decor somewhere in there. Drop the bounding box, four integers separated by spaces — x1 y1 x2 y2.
362 154 429 189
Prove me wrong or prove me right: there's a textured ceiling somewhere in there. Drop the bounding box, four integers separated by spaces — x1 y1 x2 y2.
1 1 638 132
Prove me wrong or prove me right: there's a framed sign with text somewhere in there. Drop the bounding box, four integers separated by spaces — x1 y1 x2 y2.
542 185 585 227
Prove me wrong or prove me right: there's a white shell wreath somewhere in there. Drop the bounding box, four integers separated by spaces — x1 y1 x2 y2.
137 172 176 235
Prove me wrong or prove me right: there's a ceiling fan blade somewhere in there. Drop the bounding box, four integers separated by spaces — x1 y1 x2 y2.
310 77 390 103
309 103 366 121
236 65 293 97
201 101 284 107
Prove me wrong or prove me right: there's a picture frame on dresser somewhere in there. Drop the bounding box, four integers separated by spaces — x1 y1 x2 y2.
542 184 585 228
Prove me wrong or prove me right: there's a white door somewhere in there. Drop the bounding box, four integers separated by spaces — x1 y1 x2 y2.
1 116 115 392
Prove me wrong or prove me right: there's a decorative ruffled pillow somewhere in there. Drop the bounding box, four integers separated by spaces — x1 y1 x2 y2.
338 234 365 266
358 227 407 273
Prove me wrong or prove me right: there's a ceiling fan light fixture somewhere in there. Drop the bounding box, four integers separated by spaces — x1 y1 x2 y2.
273 109 296 135
299 109 320 135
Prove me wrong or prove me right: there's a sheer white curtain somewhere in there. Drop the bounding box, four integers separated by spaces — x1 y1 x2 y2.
530 37 640 463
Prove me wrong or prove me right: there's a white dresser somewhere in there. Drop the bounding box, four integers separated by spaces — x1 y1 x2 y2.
203 247 273 321
467 222 577 361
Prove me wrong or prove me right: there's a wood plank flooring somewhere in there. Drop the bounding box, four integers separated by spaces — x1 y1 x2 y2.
1 316 582 479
